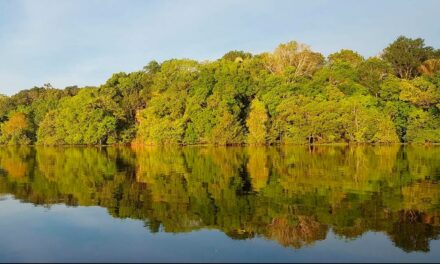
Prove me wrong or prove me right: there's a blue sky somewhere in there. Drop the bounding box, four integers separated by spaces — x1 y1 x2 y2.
0 0 439 95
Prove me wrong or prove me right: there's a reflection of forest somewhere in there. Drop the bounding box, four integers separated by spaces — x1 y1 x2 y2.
1 145 440 252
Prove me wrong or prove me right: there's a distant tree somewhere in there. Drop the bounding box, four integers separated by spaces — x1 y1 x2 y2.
0 95 12 123
0 112 32 145
328 49 364 67
358 58 392 97
263 41 324 77
382 36 437 79
246 99 268 144
37 88 118 145
143 60 161 74
371 116 400 143
221 50 252 62
399 77 439 109
406 108 440 143
418 59 440 76
64 85 80 96
211 111 244 145
43 83 53 89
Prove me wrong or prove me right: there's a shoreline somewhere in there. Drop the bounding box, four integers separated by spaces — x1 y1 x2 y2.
2 142 440 148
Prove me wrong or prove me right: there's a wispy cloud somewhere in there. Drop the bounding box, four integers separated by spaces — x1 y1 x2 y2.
0 0 439 95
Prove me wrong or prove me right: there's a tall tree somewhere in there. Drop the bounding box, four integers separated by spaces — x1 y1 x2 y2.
382 36 437 79
246 99 269 144
263 41 324 77
328 49 364 67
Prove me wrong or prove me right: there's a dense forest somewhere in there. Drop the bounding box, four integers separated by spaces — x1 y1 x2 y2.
1 36 440 145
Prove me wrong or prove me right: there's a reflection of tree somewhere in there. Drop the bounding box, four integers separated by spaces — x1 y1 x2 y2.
246 147 269 192
266 216 328 248
389 210 440 252
0 146 33 179
0 145 440 252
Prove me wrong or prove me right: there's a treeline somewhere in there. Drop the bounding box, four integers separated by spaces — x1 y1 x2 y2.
1 36 440 145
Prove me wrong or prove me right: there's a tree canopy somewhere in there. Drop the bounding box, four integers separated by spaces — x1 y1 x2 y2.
1 36 440 145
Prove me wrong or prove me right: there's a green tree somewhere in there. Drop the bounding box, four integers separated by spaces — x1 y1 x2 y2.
382 36 437 79
358 58 392 97
0 95 12 123
222 50 252 62
328 49 364 67
399 77 439 109
37 88 118 145
406 109 440 143
211 111 244 145
246 99 269 144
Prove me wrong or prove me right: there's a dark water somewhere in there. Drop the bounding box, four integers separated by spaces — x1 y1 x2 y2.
1 145 440 262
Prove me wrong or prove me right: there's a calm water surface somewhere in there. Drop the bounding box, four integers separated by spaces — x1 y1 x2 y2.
1 145 440 262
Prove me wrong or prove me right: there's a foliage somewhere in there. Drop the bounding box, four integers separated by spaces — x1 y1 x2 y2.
382 36 439 79
0 112 33 144
263 41 324 77
246 98 269 144
1 36 440 145
418 59 440 76
37 88 118 145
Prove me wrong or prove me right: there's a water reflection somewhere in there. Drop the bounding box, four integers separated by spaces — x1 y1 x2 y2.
1 145 440 253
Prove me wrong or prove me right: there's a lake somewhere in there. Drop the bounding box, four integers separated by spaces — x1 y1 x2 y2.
1 145 440 262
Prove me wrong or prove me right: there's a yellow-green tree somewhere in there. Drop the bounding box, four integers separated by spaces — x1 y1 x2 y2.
399 77 439 109
211 111 244 145
246 99 268 144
